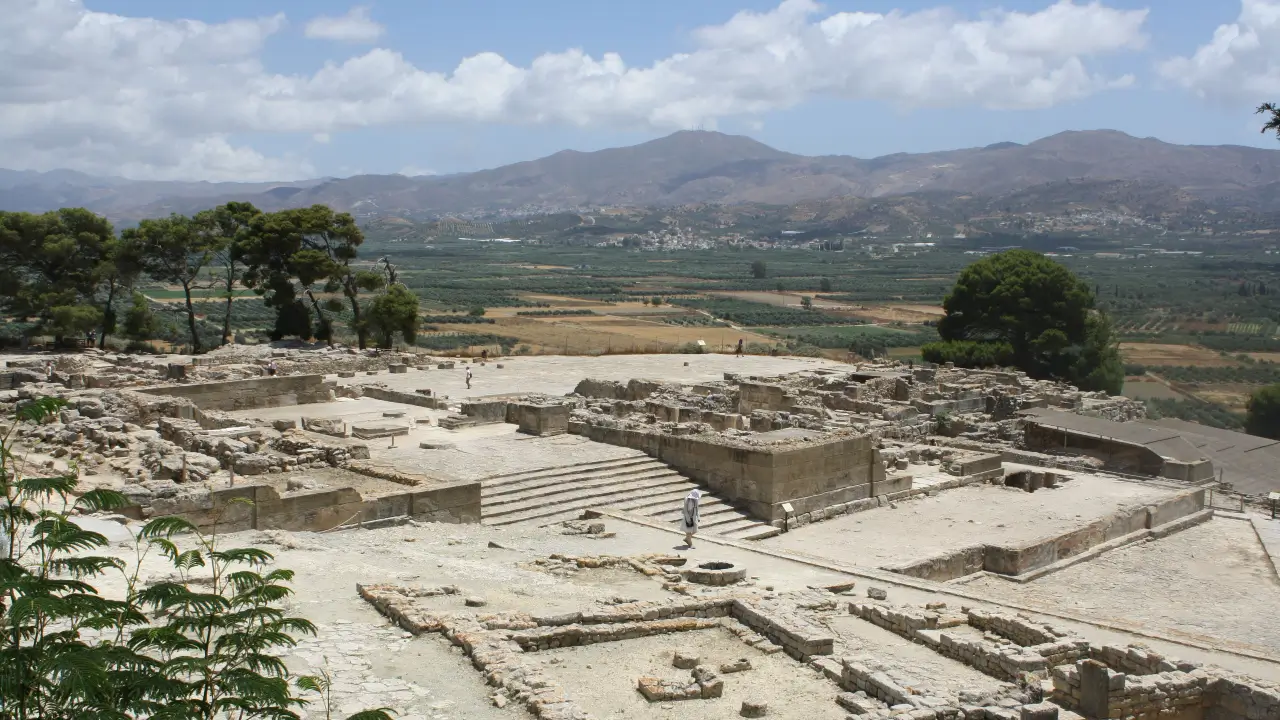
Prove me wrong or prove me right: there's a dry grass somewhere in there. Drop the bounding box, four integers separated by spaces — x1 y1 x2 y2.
710 290 852 309
1178 384 1254 413
1120 343 1239 367
849 304 945 323
490 316 774 354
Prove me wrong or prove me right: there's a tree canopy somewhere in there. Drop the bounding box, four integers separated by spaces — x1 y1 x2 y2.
0 202 418 353
922 249 1123 394
1246 384 1280 439
0 208 116 339
124 214 221 353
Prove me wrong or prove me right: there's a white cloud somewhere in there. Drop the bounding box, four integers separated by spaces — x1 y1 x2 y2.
304 5 384 44
1158 1 1280 104
312 133 332 144
0 0 1148 180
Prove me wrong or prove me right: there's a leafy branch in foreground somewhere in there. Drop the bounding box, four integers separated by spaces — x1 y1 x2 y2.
1 396 392 720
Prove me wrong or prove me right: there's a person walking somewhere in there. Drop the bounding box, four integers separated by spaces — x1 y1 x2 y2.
735 338 744 356
267 360 278 376
680 489 701 548
466 366 473 390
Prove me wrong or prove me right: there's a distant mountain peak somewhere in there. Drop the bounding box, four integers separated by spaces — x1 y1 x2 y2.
6 128 1280 220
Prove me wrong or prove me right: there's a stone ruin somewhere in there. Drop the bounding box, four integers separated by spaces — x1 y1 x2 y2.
356 549 1279 720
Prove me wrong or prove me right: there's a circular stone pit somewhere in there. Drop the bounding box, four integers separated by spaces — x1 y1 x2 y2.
683 561 747 586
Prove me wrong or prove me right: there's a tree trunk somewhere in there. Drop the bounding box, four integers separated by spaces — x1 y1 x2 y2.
99 280 118 349
220 268 235 346
304 288 330 345
182 281 203 354
344 274 366 350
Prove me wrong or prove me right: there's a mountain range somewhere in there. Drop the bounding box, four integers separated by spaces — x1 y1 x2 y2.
5 130 1280 223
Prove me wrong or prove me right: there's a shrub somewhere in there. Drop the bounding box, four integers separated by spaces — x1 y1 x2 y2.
922 340 1015 368
0 397 393 720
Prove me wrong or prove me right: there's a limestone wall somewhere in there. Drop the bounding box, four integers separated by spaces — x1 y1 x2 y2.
361 386 448 409
506 402 570 436
738 381 793 414
138 374 334 411
159 479 480 534
569 422 883 522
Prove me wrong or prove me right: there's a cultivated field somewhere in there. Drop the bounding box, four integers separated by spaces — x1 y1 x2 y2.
1121 378 1188 401
1120 343 1238 367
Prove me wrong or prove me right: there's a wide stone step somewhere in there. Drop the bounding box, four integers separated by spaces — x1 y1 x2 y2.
702 516 770 535
482 456 661 487
484 477 697 525
699 511 763 530
646 501 738 524
484 469 685 510
482 462 673 499
614 492 725 516
726 524 782 541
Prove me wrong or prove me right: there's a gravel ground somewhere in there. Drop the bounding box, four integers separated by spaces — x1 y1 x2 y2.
760 475 1177 567
85 517 851 720
535 627 847 719
337 354 844 400
961 517 1280 657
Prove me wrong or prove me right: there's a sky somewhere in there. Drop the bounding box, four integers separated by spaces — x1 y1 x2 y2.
2 0 1279 181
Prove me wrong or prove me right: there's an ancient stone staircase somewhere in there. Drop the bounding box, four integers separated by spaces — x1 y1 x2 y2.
479 455 780 540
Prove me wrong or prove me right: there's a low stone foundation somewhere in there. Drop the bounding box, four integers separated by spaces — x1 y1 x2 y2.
885 488 1209 581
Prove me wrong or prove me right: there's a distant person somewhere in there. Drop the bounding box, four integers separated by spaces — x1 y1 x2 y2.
45 361 53 382
466 366 473 390
681 489 701 549
481 349 488 362
86 329 96 348
735 338 744 356
267 360 278 376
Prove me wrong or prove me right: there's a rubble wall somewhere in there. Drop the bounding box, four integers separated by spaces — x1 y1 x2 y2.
1023 423 1163 475
137 374 334 411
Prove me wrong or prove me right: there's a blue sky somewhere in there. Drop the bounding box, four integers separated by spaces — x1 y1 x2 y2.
4 1 1279 180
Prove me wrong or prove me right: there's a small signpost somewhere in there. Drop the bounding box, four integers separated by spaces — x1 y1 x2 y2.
781 502 795 533
1269 492 1279 520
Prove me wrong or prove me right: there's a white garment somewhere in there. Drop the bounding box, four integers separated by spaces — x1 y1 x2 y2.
680 490 701 534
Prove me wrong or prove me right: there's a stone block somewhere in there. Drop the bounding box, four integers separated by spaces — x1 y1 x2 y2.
337 371 356 378
867 587 887 600
1019 702 1059 720
673 648 699 669
389 364 408 374
740 699 768 717
693 666 723 699
303 417 345 437
350 422 409 440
